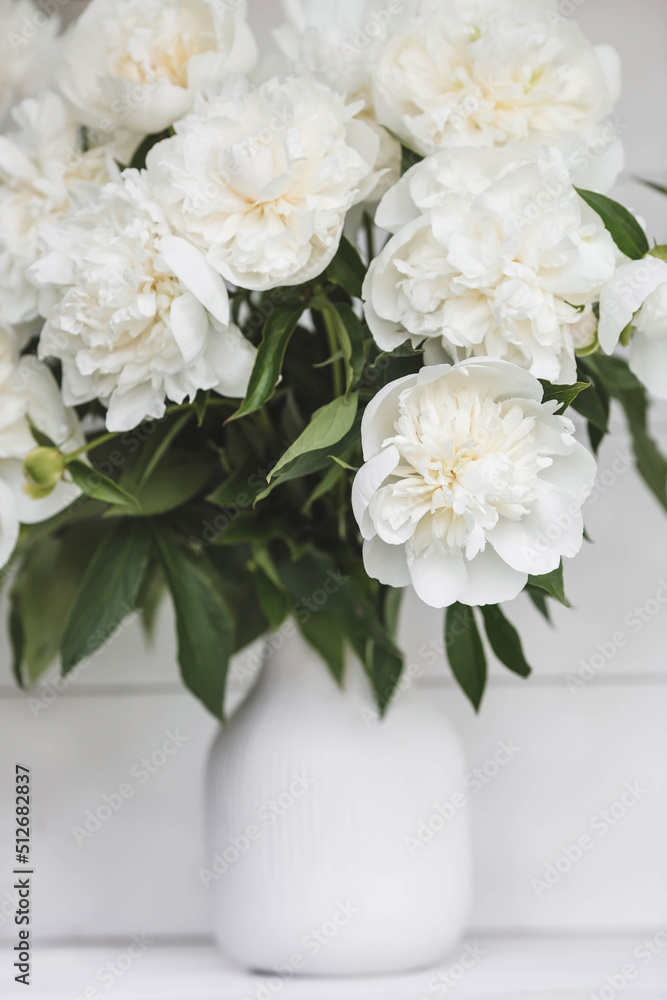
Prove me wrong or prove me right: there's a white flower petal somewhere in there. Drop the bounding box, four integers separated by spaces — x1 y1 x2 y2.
32 170 241 432
360 376 418 461
147 76 377 291
364 144 617 383
598 257 667 353
161 235 230 327
595 44 622 105
352 446 400 538
0 477 19 571
373 6 619 157
362 535 411 588
57 0 258 134
205 321 257 400
170 293 210 366
539 440 597 500
409 547 467 610
353 358 593 607
489 487 584 577
457 546 527 608
106 384 167 433
630 330 667 400
0 459 80 526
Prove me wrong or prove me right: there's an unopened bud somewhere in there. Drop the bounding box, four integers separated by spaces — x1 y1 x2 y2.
571 312 599 356
22 447 66 498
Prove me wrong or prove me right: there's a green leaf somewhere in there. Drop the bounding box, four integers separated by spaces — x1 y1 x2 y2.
68 459 140 509
278 550 404 713
585 355 667 511
298 613 345 685
365 636 404 715
636 176 667 198
61 522 151 672
121 412 193 495
584 353 642 391
268 394 358 483
445 603 487 712
575 188 649 260
153 531 233 720
329 455 358 472
213 512 290 547
382 586 403 641
10 527 103 683
615 384 667 511
526 585 553 625
371 340 424 389
131 449 213 516
571 371 610 454
110 414 212 516
194 391 209 426
480 605 532 679
315 301 367 392
228 306 304 422
348 628 404 716
572 382 609 433
135 561 166 643
527 562 571 608
206 546 268 654
253 416 361 503
9 601 25 690
303 462 344 513
539 380 591 414
254 571 291 631
207 466 265 509
325 236 367 299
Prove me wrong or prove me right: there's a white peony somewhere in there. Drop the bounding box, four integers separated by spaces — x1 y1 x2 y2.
0 90 130 325
598 254 667 399
364 144 618 383
352 358 596 608
372 0 620 156
0 324 83 570
274 0 406 198
33 169 257 433
58 0 258 135
0 0 62 131
147 75 380 291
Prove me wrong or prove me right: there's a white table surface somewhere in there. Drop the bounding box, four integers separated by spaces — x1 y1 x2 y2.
3 937 667 1000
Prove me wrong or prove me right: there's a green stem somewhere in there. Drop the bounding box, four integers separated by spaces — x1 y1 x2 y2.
65 431 121 462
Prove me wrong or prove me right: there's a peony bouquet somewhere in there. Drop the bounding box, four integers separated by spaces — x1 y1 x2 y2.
2 0 666 716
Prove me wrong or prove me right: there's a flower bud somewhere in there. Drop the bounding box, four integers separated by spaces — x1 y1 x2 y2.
571 312 599 356
22 447 66 499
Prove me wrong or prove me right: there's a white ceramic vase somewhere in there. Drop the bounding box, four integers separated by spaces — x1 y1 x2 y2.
205 622 472 976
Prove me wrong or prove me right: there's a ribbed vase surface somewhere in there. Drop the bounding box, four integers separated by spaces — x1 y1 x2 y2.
206 625 472 975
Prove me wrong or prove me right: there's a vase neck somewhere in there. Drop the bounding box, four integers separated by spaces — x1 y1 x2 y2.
260 619 374 704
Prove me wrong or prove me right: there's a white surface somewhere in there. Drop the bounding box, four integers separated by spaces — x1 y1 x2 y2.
1 938 667 999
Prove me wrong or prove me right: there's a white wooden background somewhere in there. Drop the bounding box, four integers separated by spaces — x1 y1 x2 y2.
0 0 666 968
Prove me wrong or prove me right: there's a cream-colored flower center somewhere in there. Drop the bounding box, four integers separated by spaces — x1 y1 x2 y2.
374 384 549 556
108 8 213 87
